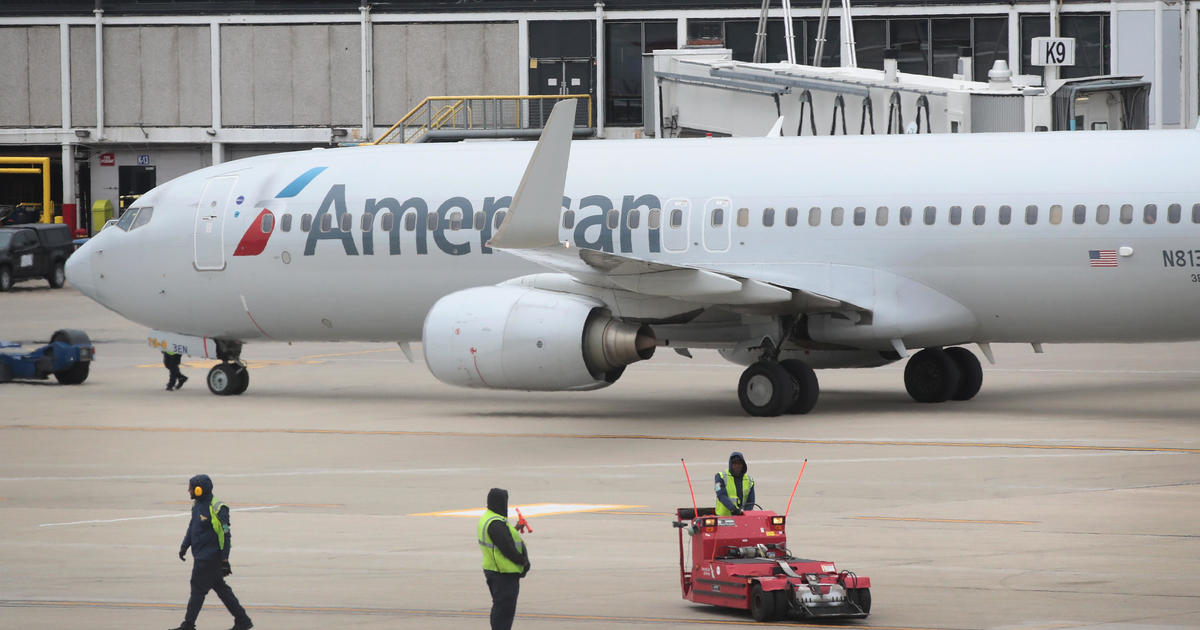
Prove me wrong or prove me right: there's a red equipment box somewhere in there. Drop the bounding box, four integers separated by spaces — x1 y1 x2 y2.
673 507 871 621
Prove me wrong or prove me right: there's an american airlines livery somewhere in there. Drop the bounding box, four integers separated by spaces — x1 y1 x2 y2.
65 101 1200 415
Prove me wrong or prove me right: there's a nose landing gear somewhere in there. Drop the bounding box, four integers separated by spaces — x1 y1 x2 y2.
205 339 249 396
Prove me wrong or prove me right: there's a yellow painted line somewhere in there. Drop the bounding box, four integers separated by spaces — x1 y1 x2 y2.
0 599 966 629
410 503 645 517
3 424 1197 455
850 516 1037 525
137 348 404 369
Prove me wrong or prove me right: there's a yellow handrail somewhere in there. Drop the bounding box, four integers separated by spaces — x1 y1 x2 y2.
372 94 592 145
0 157 52 222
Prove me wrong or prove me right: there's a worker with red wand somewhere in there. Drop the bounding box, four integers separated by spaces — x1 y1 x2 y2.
478 488 531 630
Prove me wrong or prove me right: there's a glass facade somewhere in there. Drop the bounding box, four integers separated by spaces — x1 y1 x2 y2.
606 21 677 126
1021 14 1110 78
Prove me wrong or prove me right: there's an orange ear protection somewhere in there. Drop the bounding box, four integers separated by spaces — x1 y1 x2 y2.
194 486 203 497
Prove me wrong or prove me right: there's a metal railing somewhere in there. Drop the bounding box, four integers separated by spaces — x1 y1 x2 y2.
373 94 593 144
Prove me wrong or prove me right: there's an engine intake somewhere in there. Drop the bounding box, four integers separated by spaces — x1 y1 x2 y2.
423 286 655 391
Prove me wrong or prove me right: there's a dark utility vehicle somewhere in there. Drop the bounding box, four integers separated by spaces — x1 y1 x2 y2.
0 223 73 291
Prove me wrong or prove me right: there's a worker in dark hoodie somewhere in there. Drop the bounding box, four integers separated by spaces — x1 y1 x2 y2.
714 451 756 516
170 474 253 630
478 488 530 630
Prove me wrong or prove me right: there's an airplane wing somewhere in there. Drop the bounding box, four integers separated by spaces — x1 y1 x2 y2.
487 100 857 314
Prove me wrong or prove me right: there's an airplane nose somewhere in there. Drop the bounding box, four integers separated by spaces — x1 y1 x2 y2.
65 247 97 300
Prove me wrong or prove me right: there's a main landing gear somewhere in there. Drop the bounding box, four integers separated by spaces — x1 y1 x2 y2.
903 346 982 403
206 340 249 396
737 356 820 417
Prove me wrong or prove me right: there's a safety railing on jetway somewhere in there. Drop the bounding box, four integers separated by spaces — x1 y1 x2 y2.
372 94 593 144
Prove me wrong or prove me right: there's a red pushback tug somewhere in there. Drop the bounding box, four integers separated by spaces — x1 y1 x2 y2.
673 508 871 622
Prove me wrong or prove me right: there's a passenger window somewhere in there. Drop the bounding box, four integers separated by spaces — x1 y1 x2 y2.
320 214 332 233
998 205 1011 225
494 210 507 229
711 208 724 227
1167 203 1181 224
132 207 154 230
1143 204 1157 224
474 211 485 230
628 209 641 229
1193 203 1200 223
1072 204 1086 225
830 206 844 226
427 213 439 231
1025 205 1038 225
1096 204 1110 225
762 207 775 227
405 212 417 231
361 212 374 232
899 206 912 226
923 206 936 226
670 209 683 228
785 207 798 227
808 207 821 227
381 212 394 232
607 209 620 230
280 214 292 232
973 205 985 225
853 207 866 226
339 213 351 232
301 214 313 232
648 208 661 229
1119 204 1134 224
875 206 888 226
562 210 575 229
1049 205 1062 225
949 206 961 226
260 212 273 233
449 210 463 231
736 207 749 227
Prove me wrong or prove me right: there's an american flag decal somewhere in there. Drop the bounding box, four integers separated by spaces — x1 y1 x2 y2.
1089 249 1118 267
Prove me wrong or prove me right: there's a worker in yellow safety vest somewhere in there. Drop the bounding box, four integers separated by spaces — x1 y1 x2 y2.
478 488 530 630
170 474 252 630
714 451 756 516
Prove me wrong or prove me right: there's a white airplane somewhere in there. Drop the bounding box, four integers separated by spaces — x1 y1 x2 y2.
66 100 1200 415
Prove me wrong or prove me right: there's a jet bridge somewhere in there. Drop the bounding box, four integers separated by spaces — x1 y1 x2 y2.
647 48 1149 137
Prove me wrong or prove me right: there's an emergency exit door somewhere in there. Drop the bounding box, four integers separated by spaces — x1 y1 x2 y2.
194 176 238 271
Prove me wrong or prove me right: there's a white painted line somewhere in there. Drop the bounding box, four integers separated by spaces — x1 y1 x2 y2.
38 505 279 528
412 503 641 518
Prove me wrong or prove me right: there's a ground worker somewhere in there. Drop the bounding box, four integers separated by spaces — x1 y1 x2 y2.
478 488 530 630
170 474 253 630
714 451 755 516
163 350 187 391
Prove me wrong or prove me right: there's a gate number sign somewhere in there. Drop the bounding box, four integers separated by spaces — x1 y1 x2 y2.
1032 37 1076 66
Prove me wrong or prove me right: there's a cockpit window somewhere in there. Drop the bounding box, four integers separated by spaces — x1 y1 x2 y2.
116 208 139 231
131 207 154 230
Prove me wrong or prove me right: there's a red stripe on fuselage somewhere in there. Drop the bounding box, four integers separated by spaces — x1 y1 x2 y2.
233 209 275 256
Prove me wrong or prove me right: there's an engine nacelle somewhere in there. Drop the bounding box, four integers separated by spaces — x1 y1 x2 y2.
422 286 656 391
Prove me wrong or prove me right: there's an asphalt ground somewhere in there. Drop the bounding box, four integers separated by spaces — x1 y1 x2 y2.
1 281 1199 630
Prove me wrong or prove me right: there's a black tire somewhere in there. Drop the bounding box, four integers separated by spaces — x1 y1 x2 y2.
53 361 89 385
51 329 92 347
230 365 249 395
0 266 11 292
945 347 983 401
848 587 871 615
749 583 779 622
903 348 961 403
779 359 819 414
738 361 797 417
207 363 241 396
47 261 65 288
771 586 791 620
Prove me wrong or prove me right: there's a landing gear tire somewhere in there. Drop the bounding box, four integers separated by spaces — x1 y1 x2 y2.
945 347 982 401
779 359 819 414
208 363 246 396
750 583 781 622
903 347 961 403
738 361 797 417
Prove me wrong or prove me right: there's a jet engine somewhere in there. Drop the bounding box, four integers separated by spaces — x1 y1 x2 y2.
422 286 656 391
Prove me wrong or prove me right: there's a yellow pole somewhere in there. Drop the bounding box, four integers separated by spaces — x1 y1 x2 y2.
41 157 51 223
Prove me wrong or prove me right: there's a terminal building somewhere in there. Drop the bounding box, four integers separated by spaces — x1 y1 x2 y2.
0 0 1195 233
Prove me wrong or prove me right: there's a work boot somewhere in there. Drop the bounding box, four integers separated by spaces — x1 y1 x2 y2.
165 384 174 391
177 375 188 389
229 619 253 630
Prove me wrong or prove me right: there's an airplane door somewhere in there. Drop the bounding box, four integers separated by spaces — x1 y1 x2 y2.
662 198 690 252
702 197 731 252
193 176 238 271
